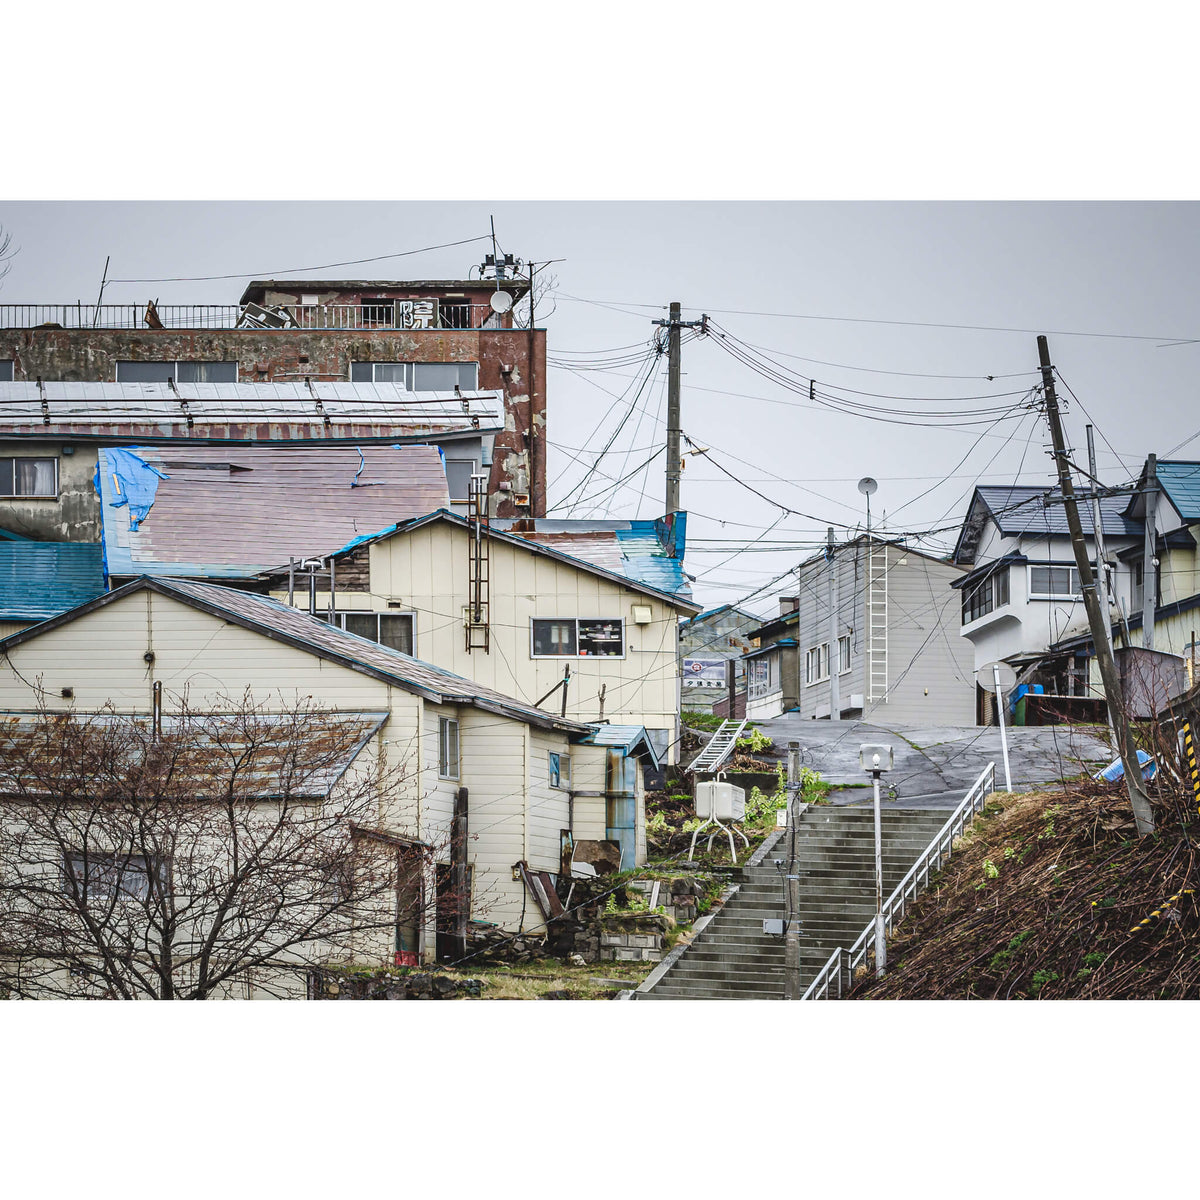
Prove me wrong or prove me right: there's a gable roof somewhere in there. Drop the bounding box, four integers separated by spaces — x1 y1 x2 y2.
331 510 701 612
0 381 502 443
0 710 386 800
0 577 589 735
953 485 1142 564
98 443 451 580
1147 461 1200 523
0 542 105 621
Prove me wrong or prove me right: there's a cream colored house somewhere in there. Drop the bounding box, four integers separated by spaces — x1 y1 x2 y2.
272 510 701 764
0 577 656 983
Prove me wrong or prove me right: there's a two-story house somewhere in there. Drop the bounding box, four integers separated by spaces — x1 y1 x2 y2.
292 509 701 763
741 536 974 725
951 484 1144 720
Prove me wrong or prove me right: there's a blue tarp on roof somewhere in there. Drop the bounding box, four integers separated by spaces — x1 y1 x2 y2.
1157 462 1200 522
102 447 168 530
615 512 689 598
0 542 106 621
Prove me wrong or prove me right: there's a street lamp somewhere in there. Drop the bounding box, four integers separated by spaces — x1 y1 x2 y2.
859 743 893 978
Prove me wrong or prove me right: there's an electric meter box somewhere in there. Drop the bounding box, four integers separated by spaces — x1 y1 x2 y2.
858 744 894 772
695 781 746 821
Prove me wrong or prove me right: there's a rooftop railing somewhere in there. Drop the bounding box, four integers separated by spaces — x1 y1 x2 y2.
0 301 507 332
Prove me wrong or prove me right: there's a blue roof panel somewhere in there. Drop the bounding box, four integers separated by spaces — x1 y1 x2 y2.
0 542 106 621
1157 462 1200 522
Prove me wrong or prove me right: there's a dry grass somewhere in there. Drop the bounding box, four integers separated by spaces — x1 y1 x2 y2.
442 956 656 1000
853 777 1200 1000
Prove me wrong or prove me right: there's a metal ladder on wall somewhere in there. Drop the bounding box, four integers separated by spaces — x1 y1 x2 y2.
688 719 747 774
866 539 888 703
465 473 490 653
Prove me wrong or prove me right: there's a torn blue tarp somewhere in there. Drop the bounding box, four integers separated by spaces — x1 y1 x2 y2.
102 447 168 530
1096 750 1157 783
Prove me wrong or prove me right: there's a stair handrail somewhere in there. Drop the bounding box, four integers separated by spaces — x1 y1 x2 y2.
801 760 997 1000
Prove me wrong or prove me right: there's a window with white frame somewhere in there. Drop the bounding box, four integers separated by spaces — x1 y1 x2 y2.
116 360 238 383
748 656 774 699
64 852 169 903
0 457 57 498
349 361 479 390
531 618 624 658
962 565 1010 624
549 751 571 790
1029 564 1082 600
323 611 414 656
838 634 852 674
805 643 830 685
438 717 460 780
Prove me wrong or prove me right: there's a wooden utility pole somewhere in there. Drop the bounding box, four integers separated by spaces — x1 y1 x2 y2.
1086 425 1118 745
784 741 802 999
1038 336 1155 836
1143 454 1159 651
654 303 706 515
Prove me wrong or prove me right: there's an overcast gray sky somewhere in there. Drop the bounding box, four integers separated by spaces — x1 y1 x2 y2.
2 201 1197 614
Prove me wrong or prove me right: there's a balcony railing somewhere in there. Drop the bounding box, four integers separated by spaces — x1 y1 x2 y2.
0 301 507 332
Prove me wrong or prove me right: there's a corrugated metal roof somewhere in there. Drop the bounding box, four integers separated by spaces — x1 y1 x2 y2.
99 444 450 579
491 513 693 601
576 724 661 768
976 486 1142 538
1157 462 1200 521
0 542 105 620
0 710 386 799
0 382 502 441
0 577 590 735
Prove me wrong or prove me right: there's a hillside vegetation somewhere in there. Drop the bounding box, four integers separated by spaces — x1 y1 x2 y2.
853 778 1200 1000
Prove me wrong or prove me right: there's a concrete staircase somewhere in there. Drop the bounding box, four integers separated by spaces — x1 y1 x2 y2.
638 805 949 1000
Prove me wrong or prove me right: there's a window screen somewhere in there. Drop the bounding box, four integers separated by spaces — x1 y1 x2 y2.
532 619 577 657
0 361 12 382
117 360 177 382
338 612 414 656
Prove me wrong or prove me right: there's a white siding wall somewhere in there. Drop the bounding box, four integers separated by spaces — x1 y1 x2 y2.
271 520 686 759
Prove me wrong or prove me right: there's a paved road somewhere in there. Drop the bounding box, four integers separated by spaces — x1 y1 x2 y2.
750 715 1114 809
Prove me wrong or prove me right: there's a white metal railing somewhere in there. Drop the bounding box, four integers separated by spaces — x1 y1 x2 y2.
801 761 997 1000
0 302 501 332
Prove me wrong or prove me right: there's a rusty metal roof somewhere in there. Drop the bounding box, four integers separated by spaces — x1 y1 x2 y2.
0 709 387 800
99 444 451 579
0 578 593 735
0 381 501 442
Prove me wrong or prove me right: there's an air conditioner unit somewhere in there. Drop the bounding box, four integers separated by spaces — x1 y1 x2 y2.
695 781 745 822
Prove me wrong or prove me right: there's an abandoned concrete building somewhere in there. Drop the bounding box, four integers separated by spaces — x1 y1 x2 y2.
0 273 546 517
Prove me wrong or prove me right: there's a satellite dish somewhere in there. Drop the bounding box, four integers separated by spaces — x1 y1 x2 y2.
857 477 879 497
490 290 514 314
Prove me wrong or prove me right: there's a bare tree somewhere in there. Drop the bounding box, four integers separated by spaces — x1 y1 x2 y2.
0 224 17 288
514 270 558 329
0 694 442 999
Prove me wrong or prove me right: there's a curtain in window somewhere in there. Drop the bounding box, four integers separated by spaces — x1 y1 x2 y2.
15 459 55 496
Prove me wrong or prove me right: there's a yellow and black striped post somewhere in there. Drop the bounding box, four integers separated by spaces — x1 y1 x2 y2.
1184 720 1200 818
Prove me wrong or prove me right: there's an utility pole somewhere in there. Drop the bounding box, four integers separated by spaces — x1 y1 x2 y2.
653 302 706 515
784 740 802 1000
1143 454 1159 651
1038 336 1155 836
827 527 840 720
1086 425 1118 744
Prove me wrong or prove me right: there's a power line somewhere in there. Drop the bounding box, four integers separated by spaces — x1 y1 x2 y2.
107 235 493 284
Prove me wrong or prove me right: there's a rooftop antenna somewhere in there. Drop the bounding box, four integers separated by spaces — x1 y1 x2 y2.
857 476 878 539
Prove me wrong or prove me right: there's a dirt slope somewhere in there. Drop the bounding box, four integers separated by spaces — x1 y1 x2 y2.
853 780 1200 1000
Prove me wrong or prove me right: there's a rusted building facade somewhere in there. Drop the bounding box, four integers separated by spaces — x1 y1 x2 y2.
0 275 546 517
